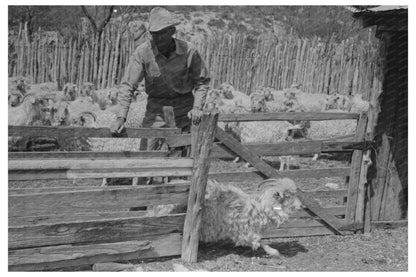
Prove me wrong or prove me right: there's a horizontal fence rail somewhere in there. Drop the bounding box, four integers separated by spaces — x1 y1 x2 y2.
219 112 360 122
8 126 181 138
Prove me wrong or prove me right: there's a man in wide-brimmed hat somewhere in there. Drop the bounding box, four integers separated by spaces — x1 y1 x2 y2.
112 7 210 153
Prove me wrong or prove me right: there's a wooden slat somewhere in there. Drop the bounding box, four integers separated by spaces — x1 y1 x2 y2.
208 167 351 182
219 112 360 122
9 151 169 159
9 157 193 171
262 226 336 238
8 125 181 138
371 220 408 229
292 206 346 218
9 184 189 217
182 113 218 263
280 217 329 228
166 135 362 155
9 233 182 271
9 214 185 249
9 210 148 226
9 206 346 227
9 168 193 181
345 113 368 226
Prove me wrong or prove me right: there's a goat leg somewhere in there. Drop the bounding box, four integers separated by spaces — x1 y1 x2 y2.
260 242 280 257
101 178 108 187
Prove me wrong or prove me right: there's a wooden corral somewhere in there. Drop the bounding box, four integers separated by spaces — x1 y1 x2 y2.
351 6 408 227
7 109 399 269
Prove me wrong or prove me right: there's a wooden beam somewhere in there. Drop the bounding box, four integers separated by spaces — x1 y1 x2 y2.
9 233 182 271
345 113 368 227
371 220 408 229
8 151 169 160
9 214 185 249
9 210 148 226
214 126 344 235
219 112 360 122
208 167 350 182
9 184 189 217
262 226 336 238
8 125 181 138
182 113 218 263
9 167 193 181
9 157 193 171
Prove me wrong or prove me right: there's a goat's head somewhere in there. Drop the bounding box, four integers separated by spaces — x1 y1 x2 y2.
256 178 302 216
107 88 119 105
63 83 78 101
21 94 49 125
9 92 23 107
15 77 30 95
48 101 70 126
80 82 95 97
250 93 267 113
219 83 234 99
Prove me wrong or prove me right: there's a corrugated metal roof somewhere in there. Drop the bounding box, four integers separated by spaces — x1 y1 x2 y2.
366 6 408 12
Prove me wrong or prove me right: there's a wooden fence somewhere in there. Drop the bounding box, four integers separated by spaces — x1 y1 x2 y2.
8 111 218 270
8 109 384 270
9 22 382 99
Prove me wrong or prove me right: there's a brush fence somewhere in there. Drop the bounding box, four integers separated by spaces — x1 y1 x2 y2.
8 121 216 271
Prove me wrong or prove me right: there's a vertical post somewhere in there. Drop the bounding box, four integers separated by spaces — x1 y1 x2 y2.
345 112 368 230
181 112 218 263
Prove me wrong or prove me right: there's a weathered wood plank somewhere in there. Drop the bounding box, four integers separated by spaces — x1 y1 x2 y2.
165 135 362 155
8 233 182 271
292 206 346 218
9 206 346 227
9 151 169 160
8 125 181 138
262 226 336 238
9 184 190 217
9 210 148 226
182 113 218 263
209 167 350 182
219 112 360 122
9 214 185 249
9 157 193 170
345 113 368 226
371 220 407 229
9 168 193 181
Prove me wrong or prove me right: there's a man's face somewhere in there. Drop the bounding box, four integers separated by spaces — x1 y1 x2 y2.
150 26 175 50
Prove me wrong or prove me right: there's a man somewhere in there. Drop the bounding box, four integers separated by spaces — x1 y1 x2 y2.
111 7 210 152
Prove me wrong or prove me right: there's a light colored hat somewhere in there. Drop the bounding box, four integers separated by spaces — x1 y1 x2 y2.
148 7 180 32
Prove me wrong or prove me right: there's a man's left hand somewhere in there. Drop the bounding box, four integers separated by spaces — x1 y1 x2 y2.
187 107 203 125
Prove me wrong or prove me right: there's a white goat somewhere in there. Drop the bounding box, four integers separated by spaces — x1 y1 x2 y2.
148 178 302 257
8 93 49 126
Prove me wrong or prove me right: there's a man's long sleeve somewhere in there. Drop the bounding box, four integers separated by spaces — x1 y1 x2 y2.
190 50 210 110
117 50 145 120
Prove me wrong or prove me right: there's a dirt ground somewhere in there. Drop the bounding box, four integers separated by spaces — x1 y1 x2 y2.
130 226 408 272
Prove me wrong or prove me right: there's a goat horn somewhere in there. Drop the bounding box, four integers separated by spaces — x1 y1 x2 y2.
79 111 97 122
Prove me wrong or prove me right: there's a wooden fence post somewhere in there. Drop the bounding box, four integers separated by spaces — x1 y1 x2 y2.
344 112 368 230
181 112 218 263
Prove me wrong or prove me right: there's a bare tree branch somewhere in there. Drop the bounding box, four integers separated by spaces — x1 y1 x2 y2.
81 6 98 34
97 6 114 34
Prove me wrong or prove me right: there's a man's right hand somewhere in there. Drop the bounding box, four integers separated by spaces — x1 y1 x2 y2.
111 117 126 135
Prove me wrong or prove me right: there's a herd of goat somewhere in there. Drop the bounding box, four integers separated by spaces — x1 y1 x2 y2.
8 76 370 258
